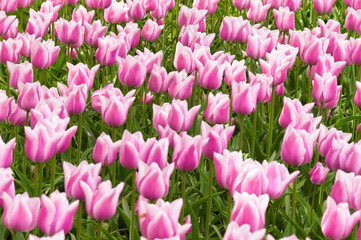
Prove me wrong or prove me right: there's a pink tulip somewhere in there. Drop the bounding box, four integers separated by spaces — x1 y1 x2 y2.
321 197 360 240
84 20 107 47
350 37 361 65
17 82 41 111
63 161 102 200
318 124 352 157
231 192 269 232
140 138 169 169
249 72 272 103
31 39 60 69
193 0 220 14
0 38 22 64
232 81 260 115
281 0 301 11
167 70 194 100
137 198 192 239
279 97 314 129
148 65 170 93
281 126 319 166
82 180 124 220
245 33 271 60
224 222 266 240
314 0 335 14
201 121 234 159
204 92 229 125
330 170 355 206
0 168 15 207
0 12 16 37
179 25 214 50
247 0 271 22
0 90 11 122
174 43 196 73
312 72 341 108
26 10 52 39
259 51 290 86
300 36 329 65
135 48 163 73
37 191 79 236
310 54 346 80
141 19 164 42
55 19 84 48
67 63 99 90
273 7 294 31
136 162 174 200
355 81 361 108
72 5 94 25
153 103 171 131
16 33 39 58
127 0 146 20
93 133 121 166
86 0 112 9
262 160 299 199
117 55 147 88
65 0 79 4
121 22 141 48
345 7 361 32
18 0 33 8
119 130 144 169
224 60 247 86
196 60 224 90
142 0 158 11
40 1 61 23
172 133 203 171
29 231 65 240
309 162 329 185
7 98 27 126
0 136 16 168
178 6 207 32
58 83 87 115
213 150 243 189
167 99 200 132
142 92 153 104
232 0 250 9
96 36 120 66
0 0 17 13
2 18 18 40
104 0 129 24
7 61 33 89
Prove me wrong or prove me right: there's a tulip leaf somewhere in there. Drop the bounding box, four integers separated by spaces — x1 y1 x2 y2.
184 195 200 240
335 116 361 128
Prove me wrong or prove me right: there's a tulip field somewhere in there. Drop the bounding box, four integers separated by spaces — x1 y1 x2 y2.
2 0 361 239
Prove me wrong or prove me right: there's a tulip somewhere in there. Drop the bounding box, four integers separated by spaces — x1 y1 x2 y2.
135 48 163 73
63 161 102 200
140 138 169 169
300 36 329 65
93 133 121 166
330 170 355 206
26 10 52 39
17 33 39 58
119 130 144 169
0 0 17 13
0 12 16 37
7 98 27 126
84 20 107 47
29 231 65 240
142 92 153 104
0 137 16 168
18 0 33 8
117 55 147 88
0 168 15 207
127 0 146 20
321 197 360 240
7 61 33 89
31 39 60 69
193 0 220 14
247 0 271 23
167 99 200 132
314 0 336 14
224 60 247 86
167 70 194 100
2 18 18 40
96 36 120 66
204 92 230 125
281 126 319 166
279 97 314 129
172 133 203 171
148 65 170 93
355 81 361 108
318 124 352 157
122 22 141 48
312 73 341 109
0 90 11 122
259 51 290 86
86 0 112 9
232 0 250 9
142 0 158 11
201 121 234 159
281 0 301 11
249 72 272 103
196 60 224 90
17 82 41 111
213 150 243 189
231 192 269 232
40 1 61 23
58 83 87 115
137 198 192 239
37 191 79 236
67 63 99 90
345 8 361 32
72 5 95 25
310 54 346 80
136 162 174 200
178 6 207 32
232 81 260 115
141 19 164 42
224 222 266 240
309 162 329 185
2 192 40 232
245 34 271 60
55 19 84 48
153 103 171 131
104 0 129 24
0 38 22 64
273 7 294 31
81 180 124 220
179 25 215 50
174 43 196 73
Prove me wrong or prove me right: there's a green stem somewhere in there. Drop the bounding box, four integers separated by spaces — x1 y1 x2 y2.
319 183 324 208
76 201 83 240
97 221 103 240
228 87 232 126
307 65 313 103
129 171 136 240
77 112 83 163
227 191 232 224
268 86 276 156
290 168 298 234
34 163 39 197
204 160 213 239
295 59 299 98
90 47 94 68
6 65 10 96
180 171 187 223
239 115 244 151
50 155 56 193
111 127 117 185
11 231 16 240
68 116 73 162
38 163 43 196
250 106 257 158
310 185 317 226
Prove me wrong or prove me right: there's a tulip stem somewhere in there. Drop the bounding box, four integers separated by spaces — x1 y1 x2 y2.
129 170 136 240
204 160 213 239
68 116 73 162
227 191 232 224
239 115 244 151
50 155 56 193
268 85 276 156
97 221 103 240
51 22 55 41
34 163 39 196
310 185 317 226
250 106 257 158
307 65 313 103
180 171 186 223
11 231 16 240
319 183 324 208
39 163 43 195
76 201 83 240
111 127 117 185
290 168 298 234
77 112 84 163
6 65 10 96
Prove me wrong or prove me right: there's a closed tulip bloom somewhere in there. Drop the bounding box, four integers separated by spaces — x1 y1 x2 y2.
355 81 361 108
232 81 260 115
31 39 60 69
259 53 290 86
349 38 361 65
178 6 207 32
55 19 84 48
2 192 40 232
7 98 27 126
18 0 33 8
136 162 174 200
167 99 200 132
312 72 341 108
314 0 335 14
201 121 235 159
247 0 271 22
58 83 87 115
310 54 346 80
0 90 11 122
196 60 224 90
281 126 319 166
309 162 329 185
2 18 18 40
345 7 361 32
142 92 154 103
224 60 247 86
232 0 250 9
213 150 243 189
300 36 329 65
29 231 65 240
0 12 16 37
26 10 52 39
273 7 294 31
119 130 144 169
140 138 169 169
137 198 192 240
318 124 352 157
0 0 17 13
122 22 141 48
67 63 99 90
148 65 170 93
72 5 95 25
17 82 41 111
93 133 121 166
193 0 220 14
17 33 38 58
0 136 16 168
279 97 314 128
281 0 301 11
249 72 272 103
104 0 129 24
96 36 119 66
204 92 230 125
321 197 360 240
37 191 79 236
0 38 22 64
65 0 79 4
350 175 361 210
330 170 355 206
7 61 33 89
84 21 107 47
141 19 164 42
231 192 269 232
99 94 135 127
174 43 196 73
262 160 299 199
172 133 203 171
0 168 15 207
81 180 124 221
135 48 163 73
224 222 266 240
142 0 158 11
40 1 61 23
63 161 102 200
167 70 194 100
86 0 112 9
127 0 146 20
117 55 147 88
245 34 271 60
